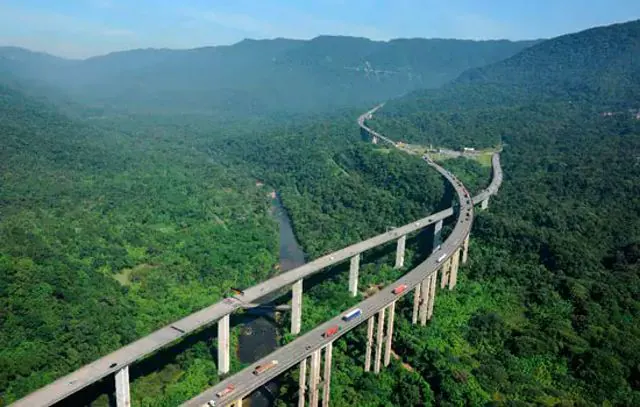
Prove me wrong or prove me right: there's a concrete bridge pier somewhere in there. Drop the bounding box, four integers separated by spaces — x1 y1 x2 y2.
449 249 460 289
440 258 451 289
291 279 303 335
309 349 322 407
322 342 333 407
115 366 130 407
462 235 469 264
374 308 386 374
364 317 374 372
411 282 421 324
383 301 396 367
481 197 489 210
419 276 431 326
395 235 406 269
298 358 307 407
348 254 360 297
232 398 243 407
427 270 438 319
218 314 230 374
433 219 443 250
372 135 379 144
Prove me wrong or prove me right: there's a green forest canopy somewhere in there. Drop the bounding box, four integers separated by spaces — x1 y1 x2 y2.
1 17 640 407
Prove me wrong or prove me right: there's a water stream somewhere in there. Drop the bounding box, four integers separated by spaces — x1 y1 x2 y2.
236 193 306 407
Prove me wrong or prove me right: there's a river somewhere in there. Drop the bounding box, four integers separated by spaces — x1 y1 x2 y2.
236 193 306 407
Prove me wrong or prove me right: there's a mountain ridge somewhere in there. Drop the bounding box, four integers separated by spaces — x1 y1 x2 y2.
382 19 640 114
0 35 539 115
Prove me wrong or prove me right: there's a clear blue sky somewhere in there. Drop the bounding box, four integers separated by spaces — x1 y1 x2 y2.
1 0 638 58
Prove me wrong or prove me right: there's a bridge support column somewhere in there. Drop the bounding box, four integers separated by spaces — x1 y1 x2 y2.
322 342 333 407
298 358 307 407
364 316 374 372
395 235 406 269
384 301 396 367
440 258 451 289
481 197 489 210
374 308 386 374
427 270 438 319
115 366 130 407
419 276 431 326
309 349 321 407
234 398 243 407
433 219 443 250
291 279 303 335
372 135 379 144
462 235 469 264
218 314 230 374
348 254 360 297
411 282 421 324
449 249 460 290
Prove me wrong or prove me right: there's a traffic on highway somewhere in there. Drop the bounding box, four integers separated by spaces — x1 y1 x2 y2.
182 118 502 406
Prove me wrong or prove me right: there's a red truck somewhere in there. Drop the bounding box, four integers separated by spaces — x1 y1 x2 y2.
216 384 236 398
253 360 279 375
393 284 408 295
323 325 340 338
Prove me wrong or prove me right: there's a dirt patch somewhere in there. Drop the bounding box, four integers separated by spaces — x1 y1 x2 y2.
391 349 415 372
364 283 385 298
113 263 156 286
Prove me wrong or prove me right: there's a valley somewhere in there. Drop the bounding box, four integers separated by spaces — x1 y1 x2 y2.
1 14 639 407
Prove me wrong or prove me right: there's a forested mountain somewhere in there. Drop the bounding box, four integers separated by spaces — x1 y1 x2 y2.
348 18 640 406
3 16 640 407
372 19 640 148
0 36 537 116
454 20 640 104
378 19 640 115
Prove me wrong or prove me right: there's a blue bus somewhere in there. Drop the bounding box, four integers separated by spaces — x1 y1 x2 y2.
342 308 362 322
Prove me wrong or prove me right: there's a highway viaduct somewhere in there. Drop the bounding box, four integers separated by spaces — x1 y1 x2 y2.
11 106 501 407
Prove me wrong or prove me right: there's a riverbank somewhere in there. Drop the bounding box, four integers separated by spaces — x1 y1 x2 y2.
236 192 306 407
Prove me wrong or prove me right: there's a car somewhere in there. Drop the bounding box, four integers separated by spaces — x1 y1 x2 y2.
392 284 408 295
109 363 118 368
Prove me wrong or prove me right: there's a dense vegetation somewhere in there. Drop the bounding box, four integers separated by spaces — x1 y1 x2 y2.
297 19 639 406
0 85 281 404
0 81 454 405
377 19 640 118
217 125 447 258
2 16 640 407
0 36 536 116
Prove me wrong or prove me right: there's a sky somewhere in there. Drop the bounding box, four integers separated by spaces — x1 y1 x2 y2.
0 0 639 59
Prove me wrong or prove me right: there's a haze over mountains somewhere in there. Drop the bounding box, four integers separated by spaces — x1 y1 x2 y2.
1 17 640 407
0 36 538 116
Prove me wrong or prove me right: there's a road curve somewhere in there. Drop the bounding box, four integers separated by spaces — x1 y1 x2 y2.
11 107 501 407
181 110 502 407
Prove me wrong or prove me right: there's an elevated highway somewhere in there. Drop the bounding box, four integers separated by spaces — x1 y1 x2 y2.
182 112 502 407
12 106 502 407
